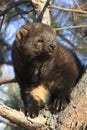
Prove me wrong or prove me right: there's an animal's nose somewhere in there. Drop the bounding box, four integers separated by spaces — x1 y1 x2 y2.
49 44 56 50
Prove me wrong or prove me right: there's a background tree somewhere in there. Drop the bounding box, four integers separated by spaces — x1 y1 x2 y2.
0 0 87 130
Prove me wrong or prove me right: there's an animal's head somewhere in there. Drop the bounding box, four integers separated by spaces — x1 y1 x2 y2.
15 23 57 61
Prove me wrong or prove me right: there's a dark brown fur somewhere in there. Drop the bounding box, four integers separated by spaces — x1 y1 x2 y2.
12 23 84 118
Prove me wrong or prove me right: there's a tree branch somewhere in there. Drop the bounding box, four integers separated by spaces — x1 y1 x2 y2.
58 34 78 50
35 0 50 22
0 0 33 17
58 34 87 51
73 0 81 10
0 104 47 130
32 0 51 25
0 77 16 85
49 5 87 14
54 24 87 31
0 60 12 65
75 2 87 11
0 39 11 50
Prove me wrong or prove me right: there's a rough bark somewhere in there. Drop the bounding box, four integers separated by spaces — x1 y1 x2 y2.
32 0 51 25
57 69 87 130
0 104 47 130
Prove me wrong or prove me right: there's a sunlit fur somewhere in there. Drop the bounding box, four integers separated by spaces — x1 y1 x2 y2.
30 84 50 104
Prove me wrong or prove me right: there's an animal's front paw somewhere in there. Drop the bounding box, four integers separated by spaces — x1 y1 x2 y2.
25 100 40 118
53 94 70 112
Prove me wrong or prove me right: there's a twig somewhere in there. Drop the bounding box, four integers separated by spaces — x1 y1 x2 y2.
73 0 82 10
0 61 12 65
54 24 87 31
0 0 33 17
58 34 78 50
49 5 87 14
0 15 5 30
0 39 11 50
0 77 16 85
58 34 87 53
76 2 87 11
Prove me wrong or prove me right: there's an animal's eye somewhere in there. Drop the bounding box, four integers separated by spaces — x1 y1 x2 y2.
37 39 44 43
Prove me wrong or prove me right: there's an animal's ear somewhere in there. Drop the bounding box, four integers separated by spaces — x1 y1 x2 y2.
16 28 28 43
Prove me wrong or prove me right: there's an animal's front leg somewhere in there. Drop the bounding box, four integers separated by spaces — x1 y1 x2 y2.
51 88 71 112
21 84 50 118
20 88 40 118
